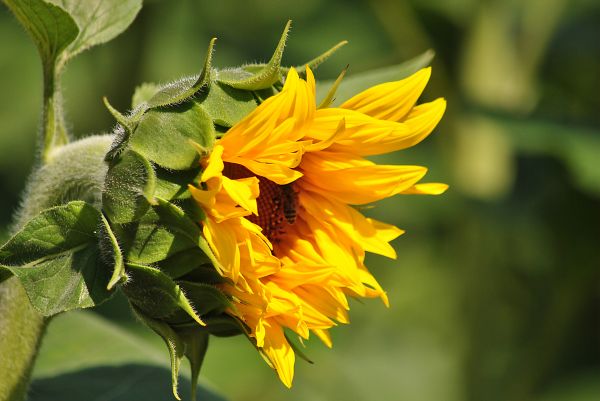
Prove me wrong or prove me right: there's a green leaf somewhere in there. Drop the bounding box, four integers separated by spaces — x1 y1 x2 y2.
218 20 290 90
198 81 257 127
103 149 156 224
0 201 113 316
317 49 435 106
130 101 215 170
2 0 78 70
32 311 227 401
48 0 142 62
123 262 205 327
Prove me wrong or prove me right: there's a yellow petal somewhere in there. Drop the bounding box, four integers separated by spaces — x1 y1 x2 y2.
300 151 428 204
340 67 431 121
299 191 404 259
221 176 260 215
402 182 449 195
262 323 295 388
200 145 225 181
231 156 303 185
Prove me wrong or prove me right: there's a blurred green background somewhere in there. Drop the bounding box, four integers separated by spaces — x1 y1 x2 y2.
1 0 599 400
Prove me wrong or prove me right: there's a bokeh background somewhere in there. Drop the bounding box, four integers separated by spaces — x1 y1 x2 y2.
1 0 599 400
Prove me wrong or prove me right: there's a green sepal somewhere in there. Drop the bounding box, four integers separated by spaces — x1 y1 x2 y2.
0 201 114 316
129 101 215 170
318 65 348 109
99 213 126 290
281 40 348 75
177 328 209 401
202 315 245 337
196 81 257 127
152 198 221 271
175 262 227 285
157 249 213 280
102 97 134 161
317 49 435 106
132 306 185 401
145 38 216 110
177 197 206 224
121 218 196 265
154 167 200 201
123 262 205 327
102 149 156 224
178 281 231 316
104 125 130 162
217 20 291 90
173 315 245 338
103 96 133 133
284 332 314 365
132 82 161 109
119 198 215 268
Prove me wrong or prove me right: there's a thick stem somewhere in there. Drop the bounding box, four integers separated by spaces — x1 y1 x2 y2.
0 280 47 401
0 135 114 401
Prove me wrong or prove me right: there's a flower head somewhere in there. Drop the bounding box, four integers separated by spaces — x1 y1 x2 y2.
189 66 446 386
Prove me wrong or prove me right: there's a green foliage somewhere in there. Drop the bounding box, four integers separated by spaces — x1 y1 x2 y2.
0 201 113 316
48 0 142 63
2 0 78 70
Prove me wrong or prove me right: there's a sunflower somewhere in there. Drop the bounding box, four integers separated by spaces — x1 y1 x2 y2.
189 66 447 387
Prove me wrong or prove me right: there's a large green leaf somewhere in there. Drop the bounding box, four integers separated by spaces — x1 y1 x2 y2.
2 0 78 70
317 49 435 106
49 0 142 61
0 201 113 315
32 310 227 401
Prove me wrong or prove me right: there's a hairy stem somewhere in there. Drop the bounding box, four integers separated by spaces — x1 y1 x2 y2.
41 60 69 164
0 135 114 401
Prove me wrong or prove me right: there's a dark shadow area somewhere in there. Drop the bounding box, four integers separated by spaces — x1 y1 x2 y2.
29 364 226 401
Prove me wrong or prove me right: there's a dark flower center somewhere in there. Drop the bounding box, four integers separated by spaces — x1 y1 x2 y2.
223 163 298 243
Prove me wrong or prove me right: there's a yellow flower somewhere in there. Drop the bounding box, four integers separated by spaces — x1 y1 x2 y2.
189 66 447 387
